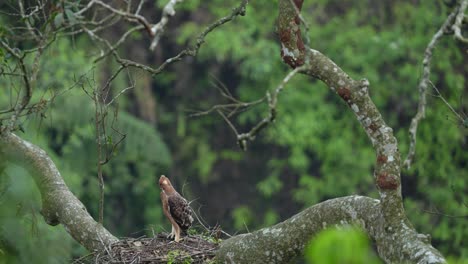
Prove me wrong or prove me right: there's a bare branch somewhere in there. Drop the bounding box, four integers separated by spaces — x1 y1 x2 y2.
113 0 249 75
190 77 265 119
452 0 468 43
18 0 41 40
149 0 185 51
92 0 153 35
403 6 459 169
94 25 145 63
430 81 464 122
236 66 306 150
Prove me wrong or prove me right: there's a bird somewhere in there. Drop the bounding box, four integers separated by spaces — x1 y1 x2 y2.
159 175 193 242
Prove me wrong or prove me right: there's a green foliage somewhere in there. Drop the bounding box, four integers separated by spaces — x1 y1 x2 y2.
0 37 172 261
304 226 381 264
0 165 81 264
0 0 466 262
257 174 283 198
231 205 254 231
166 250 193 264
171 0 467 260
42 89 172 235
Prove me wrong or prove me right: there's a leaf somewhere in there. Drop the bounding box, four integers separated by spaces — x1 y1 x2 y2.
305 227 381 264
54 13 64 28
65 9 78 25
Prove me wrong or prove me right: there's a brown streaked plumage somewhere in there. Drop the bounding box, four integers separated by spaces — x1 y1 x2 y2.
159 175 193 242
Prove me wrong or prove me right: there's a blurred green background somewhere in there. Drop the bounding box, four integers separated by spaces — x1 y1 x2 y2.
0 0 467 263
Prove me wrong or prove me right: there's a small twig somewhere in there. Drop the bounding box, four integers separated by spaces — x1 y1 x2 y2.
135 0 146 15
236 65 306 150
94 82 105 224
94 25 145 63
92 0 153 35
430 81 464 122
18 0 40 40
423 206 468 218
217 110 239 136
76 0 97 16
243 221 251 233
106 86 134 107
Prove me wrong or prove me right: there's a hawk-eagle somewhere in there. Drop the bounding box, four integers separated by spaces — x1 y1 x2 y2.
159 175 193 242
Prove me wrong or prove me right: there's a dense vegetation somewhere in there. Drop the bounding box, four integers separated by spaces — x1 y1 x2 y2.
0 0 466 263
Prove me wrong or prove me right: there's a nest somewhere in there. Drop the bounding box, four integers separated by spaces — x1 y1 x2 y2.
74 233 219 264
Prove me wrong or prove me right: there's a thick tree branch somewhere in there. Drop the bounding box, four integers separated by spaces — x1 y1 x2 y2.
278 0 404 224
217 196 445 263
259 0 447 262
0 132 118 252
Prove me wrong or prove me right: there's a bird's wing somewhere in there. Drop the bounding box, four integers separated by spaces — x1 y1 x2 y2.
161 191 178 226
168 193 193 231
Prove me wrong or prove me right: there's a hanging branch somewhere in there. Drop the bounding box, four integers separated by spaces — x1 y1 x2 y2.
403 7 459 169
404 0 467 168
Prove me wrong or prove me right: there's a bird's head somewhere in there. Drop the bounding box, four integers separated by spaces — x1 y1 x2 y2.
159 175 173 192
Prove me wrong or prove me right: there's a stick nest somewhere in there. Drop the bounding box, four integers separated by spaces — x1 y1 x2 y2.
75 233 219 264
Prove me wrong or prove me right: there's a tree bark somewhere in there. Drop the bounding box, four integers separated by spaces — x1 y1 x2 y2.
0 131 118 252
216 196 445 263
217 0 446 263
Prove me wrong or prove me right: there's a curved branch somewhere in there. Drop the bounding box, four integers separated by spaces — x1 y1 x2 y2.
271 0 447 262
278 0 403 224
0 132 118 252
216 196 445 263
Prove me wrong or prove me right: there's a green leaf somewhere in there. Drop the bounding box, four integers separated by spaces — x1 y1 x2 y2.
54 13 64 28
305 227 381 264
65 9 78 25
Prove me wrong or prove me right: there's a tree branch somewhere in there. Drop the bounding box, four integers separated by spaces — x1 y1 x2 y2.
236 66 306 150
0 132 118 252
278 0 405 224
114 0 249 75
452 0 468 43
217 195 445 263
404 5 459 169
239 0 448 262
149 0 185 51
